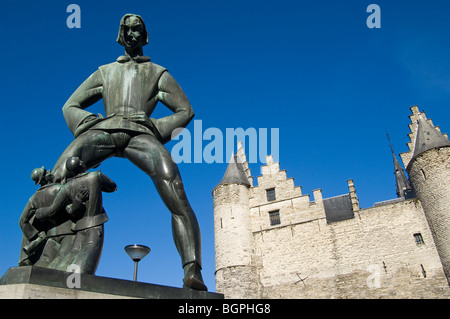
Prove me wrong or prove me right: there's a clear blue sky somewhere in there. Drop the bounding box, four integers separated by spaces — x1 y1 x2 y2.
1 0 450 292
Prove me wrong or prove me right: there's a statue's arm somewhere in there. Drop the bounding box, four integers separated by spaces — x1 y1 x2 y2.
98 172 118 193
19 199 39 240
66 187 88 218
154 71 195 144
35 188 70 221
62 70 103 136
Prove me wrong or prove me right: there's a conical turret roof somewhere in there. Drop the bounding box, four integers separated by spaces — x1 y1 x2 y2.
388 137 412 198
411 114 450 162
216 154 251 187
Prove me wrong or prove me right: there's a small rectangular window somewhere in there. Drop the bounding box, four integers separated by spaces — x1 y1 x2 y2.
421 169 427 180
269 210 281 226
266 188 276 201
414 233 425 245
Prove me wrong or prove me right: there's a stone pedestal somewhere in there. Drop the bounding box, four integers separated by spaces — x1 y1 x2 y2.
0 266 223 299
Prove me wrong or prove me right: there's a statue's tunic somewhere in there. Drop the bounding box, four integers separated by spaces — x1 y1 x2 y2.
63 57 169 140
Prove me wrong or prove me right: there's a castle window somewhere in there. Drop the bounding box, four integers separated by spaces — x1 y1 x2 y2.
269 210 281 226
266 188 276 201
421 169 427 180
421 264 427 278
414 233 425 245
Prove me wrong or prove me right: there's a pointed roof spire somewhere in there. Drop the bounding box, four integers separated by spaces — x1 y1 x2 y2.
410 114 450 163
387 134 412 198
216 154 251 187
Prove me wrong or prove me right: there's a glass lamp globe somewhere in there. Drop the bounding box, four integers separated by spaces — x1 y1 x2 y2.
124 244 151 262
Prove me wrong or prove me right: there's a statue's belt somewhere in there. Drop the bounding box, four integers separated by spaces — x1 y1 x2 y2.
110 111 145 120
97 112 163 142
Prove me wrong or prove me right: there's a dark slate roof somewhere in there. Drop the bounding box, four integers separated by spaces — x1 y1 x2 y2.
373 197 406 207
216 155 250 187
323 194 354 224
411 114 450 162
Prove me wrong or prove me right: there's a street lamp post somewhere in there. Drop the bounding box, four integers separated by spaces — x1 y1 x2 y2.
124 244 151 282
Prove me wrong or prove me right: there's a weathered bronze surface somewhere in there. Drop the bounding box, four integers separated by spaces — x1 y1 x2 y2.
16 14 206 291
19 157 116 275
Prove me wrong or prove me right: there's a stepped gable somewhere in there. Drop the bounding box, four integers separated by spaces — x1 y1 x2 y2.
400 106 449 169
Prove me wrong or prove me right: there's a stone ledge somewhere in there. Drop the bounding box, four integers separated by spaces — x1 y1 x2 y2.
0 283 137 299
0 266 223 299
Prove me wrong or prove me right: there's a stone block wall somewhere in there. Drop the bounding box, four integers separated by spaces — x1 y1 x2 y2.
213 107 450 298
252 198 449 298
408 147 450 283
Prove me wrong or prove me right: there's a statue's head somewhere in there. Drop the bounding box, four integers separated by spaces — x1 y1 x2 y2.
65 157 86 177
31 167 53 186
117 14 149 49
31 167 46 186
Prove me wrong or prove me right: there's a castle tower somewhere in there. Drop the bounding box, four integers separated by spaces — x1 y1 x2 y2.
402 107 450 284
212 144 260 298
387 134 412 198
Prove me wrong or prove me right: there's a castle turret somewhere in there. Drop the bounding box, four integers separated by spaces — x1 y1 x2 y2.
387 134 412 198
212 144 260 298
403 108 450 284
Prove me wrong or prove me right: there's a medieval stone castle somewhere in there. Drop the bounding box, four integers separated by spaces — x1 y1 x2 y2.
212 106 450 298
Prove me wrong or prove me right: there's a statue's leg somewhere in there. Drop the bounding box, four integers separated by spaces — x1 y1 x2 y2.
67 226 104 275
18 234 41 266
51 130 116 182
124 134 206 290
48 234 76 271
54 234 80 272
34 237 60 268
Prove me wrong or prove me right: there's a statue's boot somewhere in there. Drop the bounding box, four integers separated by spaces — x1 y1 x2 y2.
183 261 207 291
23 233 46 256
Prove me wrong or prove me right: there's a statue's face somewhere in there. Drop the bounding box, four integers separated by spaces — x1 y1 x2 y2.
123 16 144 49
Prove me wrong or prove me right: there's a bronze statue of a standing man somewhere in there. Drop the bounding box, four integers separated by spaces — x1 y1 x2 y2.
51 14 206 290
